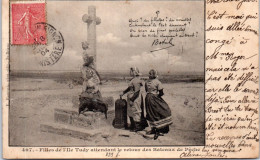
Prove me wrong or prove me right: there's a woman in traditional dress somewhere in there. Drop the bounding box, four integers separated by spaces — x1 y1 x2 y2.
79 42 108 118
81 57 102 99
121 67 146 132
81 42 101 99
145 69 172 140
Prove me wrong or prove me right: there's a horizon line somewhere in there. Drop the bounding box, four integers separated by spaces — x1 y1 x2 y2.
11 69 204 72
10 69 204 75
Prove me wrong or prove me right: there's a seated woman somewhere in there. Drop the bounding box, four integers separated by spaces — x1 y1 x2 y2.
145 69 172 140
79 42 107 118
121 67 146 132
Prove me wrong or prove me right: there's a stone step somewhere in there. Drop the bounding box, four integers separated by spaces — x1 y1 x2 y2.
40 122 133 142
40 122 104 141
54 108 114 129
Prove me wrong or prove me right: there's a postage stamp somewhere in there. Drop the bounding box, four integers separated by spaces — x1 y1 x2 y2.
11 2 46 45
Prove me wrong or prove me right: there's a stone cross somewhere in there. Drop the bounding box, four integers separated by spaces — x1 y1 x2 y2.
82 6 101 69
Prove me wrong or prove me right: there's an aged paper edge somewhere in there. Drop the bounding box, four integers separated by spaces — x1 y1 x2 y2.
2 0 259 159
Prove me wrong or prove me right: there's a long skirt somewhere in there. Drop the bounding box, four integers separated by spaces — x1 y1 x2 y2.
145 93 172 129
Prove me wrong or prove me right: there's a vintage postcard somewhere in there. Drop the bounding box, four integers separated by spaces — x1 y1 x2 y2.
2 0 259 159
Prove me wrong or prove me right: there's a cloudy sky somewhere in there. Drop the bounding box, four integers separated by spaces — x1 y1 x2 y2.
10 1 204 74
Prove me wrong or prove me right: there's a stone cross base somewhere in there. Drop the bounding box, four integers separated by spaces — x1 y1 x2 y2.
54 108 114 129
40 96 115 141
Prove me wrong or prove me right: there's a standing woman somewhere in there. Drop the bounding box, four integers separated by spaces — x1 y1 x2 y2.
145 69 172 140
121 67 146 132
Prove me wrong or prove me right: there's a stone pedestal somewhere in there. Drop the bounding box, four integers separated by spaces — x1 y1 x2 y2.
54 108 114 129
40 96 115 140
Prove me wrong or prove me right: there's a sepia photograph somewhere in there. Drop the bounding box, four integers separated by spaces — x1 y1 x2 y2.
9 0 205 147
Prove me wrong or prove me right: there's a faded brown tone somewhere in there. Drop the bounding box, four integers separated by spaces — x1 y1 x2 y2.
2 0 259 159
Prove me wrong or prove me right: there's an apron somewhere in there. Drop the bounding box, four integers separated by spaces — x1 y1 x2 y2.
127 91 142 122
